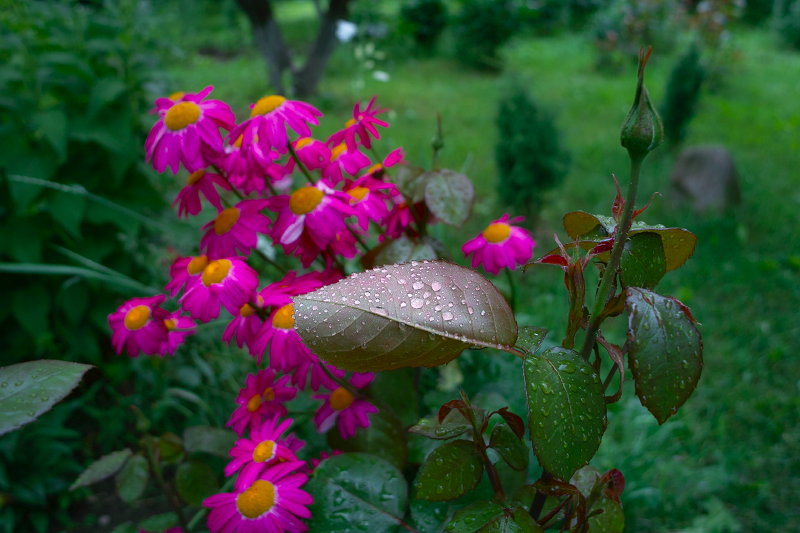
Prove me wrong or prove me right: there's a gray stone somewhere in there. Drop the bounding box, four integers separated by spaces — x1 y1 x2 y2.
670 145 741 212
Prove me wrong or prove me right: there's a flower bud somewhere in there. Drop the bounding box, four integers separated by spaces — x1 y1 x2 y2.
621 47 663 159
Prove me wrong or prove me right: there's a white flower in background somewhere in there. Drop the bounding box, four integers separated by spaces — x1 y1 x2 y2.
336 20 357 42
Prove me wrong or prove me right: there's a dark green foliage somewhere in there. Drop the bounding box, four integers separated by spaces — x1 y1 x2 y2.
661 45 706 147
742 0 776 25
453 0 519 70
494 85 569 218
528 0 610 32
400 0 448 53
777 1 800 50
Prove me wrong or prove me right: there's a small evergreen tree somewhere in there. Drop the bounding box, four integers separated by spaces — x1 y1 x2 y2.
453 0 518 70
400 0 448 54
495 86 570 218
661 44 706 148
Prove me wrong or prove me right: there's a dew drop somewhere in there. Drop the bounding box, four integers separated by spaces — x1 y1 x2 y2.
467 307 474 314
442 312 454 321
412 281 424 290
431 281 442 291
410 298 424 309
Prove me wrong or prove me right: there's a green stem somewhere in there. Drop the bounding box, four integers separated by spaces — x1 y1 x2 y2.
144 439 189 532
579 155 644 360
287 142 316 184
504 268 517 313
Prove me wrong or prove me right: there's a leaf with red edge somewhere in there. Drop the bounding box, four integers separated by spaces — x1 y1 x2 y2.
490 407 525 439
438 399 467 423
600 469 625 503
596 333 625 404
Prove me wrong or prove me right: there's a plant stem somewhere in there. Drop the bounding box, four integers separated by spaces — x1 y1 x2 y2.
504 267 517 312
288 142 316 184
529 472 551 520
186 475 236 531
579 154 644 360
144 440 189 532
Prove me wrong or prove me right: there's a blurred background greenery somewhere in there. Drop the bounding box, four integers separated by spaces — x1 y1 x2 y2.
1 0 798 531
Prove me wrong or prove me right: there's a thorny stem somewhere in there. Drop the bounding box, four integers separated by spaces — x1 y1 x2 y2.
580 154 644 360
287 142 317 184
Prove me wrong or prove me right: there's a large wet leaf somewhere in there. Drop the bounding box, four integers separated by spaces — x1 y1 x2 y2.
307 453 409 532
415 440 483 501
626 288 703 424
0 360 92 436
445 501 543 532
294 261 518 372
523 348 607 481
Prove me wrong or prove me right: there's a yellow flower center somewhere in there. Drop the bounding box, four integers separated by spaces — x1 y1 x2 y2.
187 255 209 275
187 169 205 185
164 318 178 330
263 387 275 401
214 207 240 235
366 163 383 175
233 134 244 149
251 95 286 117
240 303 256 317
164 101 201 131
167 91 186 101
247 394 262 412
331 144 347 161
201 259 232 286
345 118 356 127
252 440 276 463
330 387 355 411
124 305 150 330
347 186 370 203
483 222 511 244
272 304 295 330
236 480 276 519
289 187 324 215
295 137 313 149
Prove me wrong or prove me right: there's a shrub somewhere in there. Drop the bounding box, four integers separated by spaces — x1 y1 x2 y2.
661 44 706 148
742 0 775 25
399 0 448 53
453 0 519 70
777 0 800 50
495 85 570 218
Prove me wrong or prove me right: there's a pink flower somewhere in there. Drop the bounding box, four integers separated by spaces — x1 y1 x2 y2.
382 199 418 239
327 97 389 150
173 169 231 217
222 299 266 360
462 214 536 275
310 450 343 470
321 143 371 184
145 86 235 174
227 369 297 436
165 255 209 297
344 175 395 230
180 258 258 322
228 95 322 155
108 295 169 357
200 200 271 259
259 270 337 308
203 461 312 533
290 137 331 171
224 135 290 195
267 181 355 265
225 417 300 490
314 373 378 439
160 312 196 355
359 147 405 180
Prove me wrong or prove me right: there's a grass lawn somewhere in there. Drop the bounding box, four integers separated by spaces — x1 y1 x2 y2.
166 9 800 531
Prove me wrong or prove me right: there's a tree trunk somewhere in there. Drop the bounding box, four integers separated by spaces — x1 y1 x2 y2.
293 0 350 97
236 0 293 95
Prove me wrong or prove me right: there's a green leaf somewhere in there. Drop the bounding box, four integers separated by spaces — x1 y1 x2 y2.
88 78 128 116
489 423 528 471
307 453 409 532
327 409 408 470
375 235 438 267
446 501 543 532
392 165 428 202
115 454 149 503
370 368 419 426
410 497 455 532
182 426 237 458
587 496 625 533
31 108 68 162
294 260 518 372
626 288 703 424
175 459 218 505
136 513 178 532
515 326 548 354
410 408 472 440
523 348 607 481
424 169 474 226
0 360 92 436
12 284 50 337
619 232 666 289
415 440 483 501
48 191 87 239
70 449 132 490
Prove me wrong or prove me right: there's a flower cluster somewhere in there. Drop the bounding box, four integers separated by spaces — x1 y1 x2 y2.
109 87 535 532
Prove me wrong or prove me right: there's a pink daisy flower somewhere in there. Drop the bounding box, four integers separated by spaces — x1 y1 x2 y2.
180 258 258 322
382 198 419 239
267 181 355 259
225 417 300 489
289 137 331 171
227 369 297 436
358 147 405 180
200 200 271 259
108 295 169 357
259 270 337 308
225 135 291 195
314 373 378 439
321 143 371 185
165 254 208 297
173 169 231 218
344 175 395 230
203 461 312 533
328 96 389 150
222 298 266 360
228 95 322 156
160 312 197 355
462 214 536 275
145 86 235 174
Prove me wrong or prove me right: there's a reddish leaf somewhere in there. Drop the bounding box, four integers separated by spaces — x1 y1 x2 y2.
438 400 466 423
600 469 625 503
490 407 525 439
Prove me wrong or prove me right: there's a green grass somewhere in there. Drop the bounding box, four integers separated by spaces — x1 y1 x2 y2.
165 12 800 532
